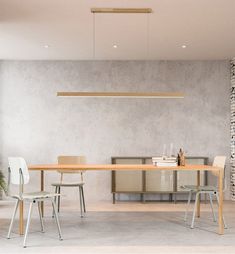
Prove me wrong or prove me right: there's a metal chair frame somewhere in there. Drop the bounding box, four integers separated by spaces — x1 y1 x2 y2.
52 156 86 218
184 189 227 229
183 157 227 229
7 159 63 248
53 183 86 217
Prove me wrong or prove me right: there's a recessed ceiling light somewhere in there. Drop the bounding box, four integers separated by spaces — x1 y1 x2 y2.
44 45 49 49
113 44 118 49
181 45 187 49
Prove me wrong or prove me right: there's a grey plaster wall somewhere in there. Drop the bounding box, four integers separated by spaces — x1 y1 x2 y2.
0 60 231 201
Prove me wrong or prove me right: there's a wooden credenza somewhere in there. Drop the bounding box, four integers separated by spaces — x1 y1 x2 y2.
111 156 208 203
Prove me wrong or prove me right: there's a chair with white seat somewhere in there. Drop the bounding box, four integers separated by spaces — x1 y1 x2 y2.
7 157 63 248
181 156 227 229
51 156 86 217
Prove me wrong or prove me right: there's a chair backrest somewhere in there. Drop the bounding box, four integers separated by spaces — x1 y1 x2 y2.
8 157 30 185
212 156 226 177
57 156 86 174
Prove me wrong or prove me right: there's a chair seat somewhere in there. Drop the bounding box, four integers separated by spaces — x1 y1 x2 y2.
181 185 217 192
51 182 84 187
12 191 60 200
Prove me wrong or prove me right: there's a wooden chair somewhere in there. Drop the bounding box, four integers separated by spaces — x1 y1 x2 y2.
181 156 227 229
52 156 86 217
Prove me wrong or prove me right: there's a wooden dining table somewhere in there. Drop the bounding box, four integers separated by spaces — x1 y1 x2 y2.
22 164 225 235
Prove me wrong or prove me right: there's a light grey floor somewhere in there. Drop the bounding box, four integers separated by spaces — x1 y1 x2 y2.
0 200 235 254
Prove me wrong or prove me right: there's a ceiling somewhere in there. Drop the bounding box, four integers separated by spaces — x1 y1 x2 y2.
0 0 235 60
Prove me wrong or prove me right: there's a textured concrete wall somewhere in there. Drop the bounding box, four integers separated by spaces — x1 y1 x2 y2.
0 60 231 201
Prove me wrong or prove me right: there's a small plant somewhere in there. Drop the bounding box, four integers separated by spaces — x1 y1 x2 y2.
0 170 7 195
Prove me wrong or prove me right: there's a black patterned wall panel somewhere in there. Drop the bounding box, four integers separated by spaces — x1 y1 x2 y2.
231 58 235 201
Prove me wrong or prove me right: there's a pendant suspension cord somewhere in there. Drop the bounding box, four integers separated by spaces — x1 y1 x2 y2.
93 12 96 59
146 13 150 59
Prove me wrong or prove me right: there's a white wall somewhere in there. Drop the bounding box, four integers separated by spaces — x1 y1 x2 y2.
0 60 231 201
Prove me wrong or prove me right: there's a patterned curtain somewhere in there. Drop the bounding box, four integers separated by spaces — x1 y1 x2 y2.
231 58 235 201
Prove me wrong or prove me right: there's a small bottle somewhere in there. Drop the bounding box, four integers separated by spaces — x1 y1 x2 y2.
181 154 185 166
177 153 180 166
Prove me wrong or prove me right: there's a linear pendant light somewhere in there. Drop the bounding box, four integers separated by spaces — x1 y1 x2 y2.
91 8 152 14
57 92 184 99
57 8 184 100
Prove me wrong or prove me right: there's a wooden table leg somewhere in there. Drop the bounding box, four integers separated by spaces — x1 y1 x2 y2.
19 200 24 235
218 168 224 235
41 170 44 216
197 170 201 218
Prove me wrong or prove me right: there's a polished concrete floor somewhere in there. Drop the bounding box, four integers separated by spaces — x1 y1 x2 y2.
0 200 235 254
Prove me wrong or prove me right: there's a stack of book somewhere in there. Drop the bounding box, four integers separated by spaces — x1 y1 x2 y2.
152 156 177 167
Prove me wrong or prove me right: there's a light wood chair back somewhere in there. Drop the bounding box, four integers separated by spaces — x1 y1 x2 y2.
57 156 86 183
212 156 226 177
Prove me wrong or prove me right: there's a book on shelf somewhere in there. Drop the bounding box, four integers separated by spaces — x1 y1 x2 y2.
154 162 178 167
152 156 177 167
152 156 177 162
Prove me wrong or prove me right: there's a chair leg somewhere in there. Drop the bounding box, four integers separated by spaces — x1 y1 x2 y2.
184 191 192 222
215 193 227 229
79 186 83 218
191 192 200 229
23 201 34 248
81 186 86 213
208 193 217 222
57 187 61 213
51 199 63 240
37 201 45 232
52 186 58 218
7 199 20 239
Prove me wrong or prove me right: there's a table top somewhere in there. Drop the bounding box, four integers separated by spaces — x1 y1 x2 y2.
28 164 221 171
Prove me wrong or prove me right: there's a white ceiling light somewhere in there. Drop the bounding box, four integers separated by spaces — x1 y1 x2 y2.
113 44 118 49
44 45 49 49
181 45 187 49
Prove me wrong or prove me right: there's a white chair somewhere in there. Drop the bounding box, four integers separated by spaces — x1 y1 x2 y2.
51 156 86 217
7 157 63 248
181 156 227 229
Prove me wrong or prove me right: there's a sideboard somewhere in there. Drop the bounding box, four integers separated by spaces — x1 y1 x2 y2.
111 156 208 203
